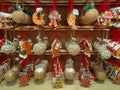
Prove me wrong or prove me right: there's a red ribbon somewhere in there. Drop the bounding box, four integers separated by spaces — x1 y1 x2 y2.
53 0 56 10
85 31 89 39
69 0 74 13
35 0 41 9
82 55 89 72
1 3 5 12
97 0 110 13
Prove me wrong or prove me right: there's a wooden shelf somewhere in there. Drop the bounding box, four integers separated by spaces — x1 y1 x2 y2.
0 49 95 56
0 25 110 31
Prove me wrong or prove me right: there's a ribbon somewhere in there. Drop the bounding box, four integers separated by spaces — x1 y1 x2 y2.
1 3 5 12
82 55 89 72
69 0 74 13
97 0 110 13
85 31 89 39
53 0 56 10
35 0 41 9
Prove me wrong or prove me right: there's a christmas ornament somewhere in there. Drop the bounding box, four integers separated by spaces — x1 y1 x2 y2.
79 39 92 57
12 5 32 24
1 40 16 54
65 38 80 56
32 36 47 55
67 9 79 29
34 58 48 80
52 57 63 88
32 7 45 26
51 38 62 58
0 11 13 29
80 3 99 25
64 59 75 80
5 70 17 82
18 57 35 86
94 62 106 83
18 74 30 86
18 40 32 59
78 56 93 87
0 58 10 83
48 10 61 28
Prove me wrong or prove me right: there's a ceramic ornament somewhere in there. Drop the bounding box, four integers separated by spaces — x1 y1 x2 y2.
67 9 79 29
32 36 47 55
1 40 16 54
51 38 62 58
96 10 114 27
65 40 80 56
0 12 13 29
79 39 92 57
48 10 61 28
34 66 45 80
18 40 32 59
64 58 75 80
32 7 45 26
80 3 99 25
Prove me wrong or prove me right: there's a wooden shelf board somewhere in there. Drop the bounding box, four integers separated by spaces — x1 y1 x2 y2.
0 25 110 31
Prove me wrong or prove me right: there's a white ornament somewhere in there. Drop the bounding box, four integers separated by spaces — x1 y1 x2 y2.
100 49 112 59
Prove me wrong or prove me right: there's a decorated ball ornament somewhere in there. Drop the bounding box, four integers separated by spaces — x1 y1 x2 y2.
5 70 17 82
100 49 112 60
64 67 75 80
34 67 45 80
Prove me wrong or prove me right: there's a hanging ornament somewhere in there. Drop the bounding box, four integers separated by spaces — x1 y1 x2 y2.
97 10 114 27
18 57 35 86
67 9 79 29
67 0 79 29
12 4 32 24
51 38 62 58
78 56 93 87
48 0 61 28
52 57 63 88
18 40 32 59
1 39 16 54
32 7 45 26
65 38 80 56
0 4 13 29
80 3 99 25
32 36 47 55
79 38 92 57
64 58 75 80
48 10 61 28
34 58 48 80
